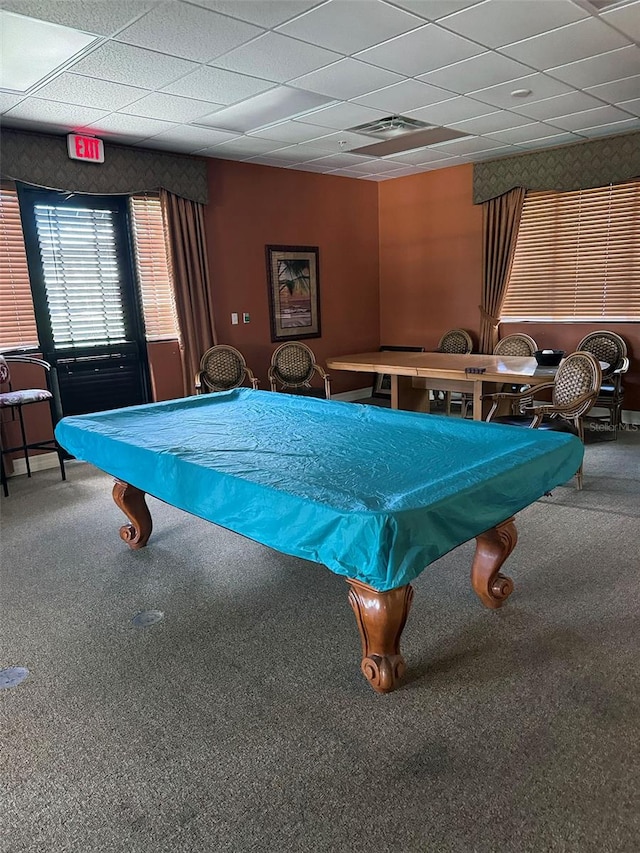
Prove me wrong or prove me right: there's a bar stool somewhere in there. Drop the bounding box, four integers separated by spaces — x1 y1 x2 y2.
0 354 66 497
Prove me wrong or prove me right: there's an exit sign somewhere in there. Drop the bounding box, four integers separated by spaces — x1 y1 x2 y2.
67 134 104 163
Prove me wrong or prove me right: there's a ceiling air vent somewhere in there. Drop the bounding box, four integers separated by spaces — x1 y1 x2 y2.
347 115 470 158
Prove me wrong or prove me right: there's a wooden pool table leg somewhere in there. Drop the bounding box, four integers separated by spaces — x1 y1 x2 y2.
346 578 414 694
112 480 153 550
471 517 517 609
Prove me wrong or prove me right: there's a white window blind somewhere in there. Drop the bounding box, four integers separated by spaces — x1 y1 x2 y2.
0 186 39 349
34 203 127 347
501 180 640 322
130 195 179 341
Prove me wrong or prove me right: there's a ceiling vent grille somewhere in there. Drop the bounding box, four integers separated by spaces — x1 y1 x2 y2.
349 115 432 139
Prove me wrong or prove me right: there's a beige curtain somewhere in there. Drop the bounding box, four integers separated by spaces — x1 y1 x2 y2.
479 187 526 354
160 188 217 396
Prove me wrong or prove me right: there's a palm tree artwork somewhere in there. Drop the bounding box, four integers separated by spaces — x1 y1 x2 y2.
277 258 312 329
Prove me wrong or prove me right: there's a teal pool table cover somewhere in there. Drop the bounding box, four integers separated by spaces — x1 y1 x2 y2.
55 389 583 592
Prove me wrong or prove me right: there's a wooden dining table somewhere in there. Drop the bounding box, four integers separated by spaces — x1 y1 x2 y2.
326 351 558 420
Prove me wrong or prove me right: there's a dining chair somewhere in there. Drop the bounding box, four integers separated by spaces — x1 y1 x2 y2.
268 342 331 399
460 334 539 418
195 345 259 393
0 354 66 497
435 329 473 415
576 331 629 439
484 351 602 489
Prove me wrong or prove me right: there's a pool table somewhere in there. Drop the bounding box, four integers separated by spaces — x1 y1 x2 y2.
55 389 583 694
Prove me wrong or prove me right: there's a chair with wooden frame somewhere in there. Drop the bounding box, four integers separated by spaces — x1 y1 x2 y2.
576 331 629 439
0 354 66 497
195 345 259 394
484 351 602 490
268 342 331 399
435 329 474 415
461 333 539 418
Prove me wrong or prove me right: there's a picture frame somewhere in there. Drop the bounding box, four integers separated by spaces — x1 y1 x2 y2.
266 245 321 342
372 345 425 399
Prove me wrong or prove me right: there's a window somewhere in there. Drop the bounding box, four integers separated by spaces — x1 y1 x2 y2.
130 194 179 341
0 186 39 349
501 180 640 322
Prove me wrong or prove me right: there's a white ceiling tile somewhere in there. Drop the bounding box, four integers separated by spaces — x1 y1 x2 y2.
500 17 630 70
303 153 374 167
383 146 458 164
515 132 583 149
192 86 332 132
355 23 483 76
585 76 640 104
548 46 640 88
430 135 507 154
618 98 640 116
188 1 322 28
33 73 149 111
87 113 179 139
327 168 369 176
115 2 264 63
68 42 199 89
294 102 390 129
3 98 109 127
511 91 607 121
143 125 240 150
205 136 286 156
277 0 423 54
162 67 275 104
417 51 533 94
0 0 155 37
391 1 484 22
469 73 574 109
247 121 333 143
0 92 24 113
601 1 640 43
210 32 342 83
119 92 224 122
283 161 333 172
353 79 453 112
291 58 403 99
317 129 380 149
440 0 588 49
448 109 533 133
360 174 398 181
407 95 496 124
548 104 637 131
348 158 415 173
576 117 640 137
486 121 577 143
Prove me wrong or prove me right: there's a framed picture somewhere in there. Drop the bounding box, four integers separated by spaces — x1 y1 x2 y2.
372 345 425 399
266 245 321 342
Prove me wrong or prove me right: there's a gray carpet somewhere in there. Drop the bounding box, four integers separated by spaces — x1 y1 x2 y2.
1 429 639 853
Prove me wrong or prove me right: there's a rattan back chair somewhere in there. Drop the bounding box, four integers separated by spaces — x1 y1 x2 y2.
494 333 538 357
484 351 602 489
576 331 629 437
195 345 259 394
437 329 473 354
268 342 331 399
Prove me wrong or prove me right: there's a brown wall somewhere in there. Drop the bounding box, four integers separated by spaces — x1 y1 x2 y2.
377 162 639 410
204 159 380 396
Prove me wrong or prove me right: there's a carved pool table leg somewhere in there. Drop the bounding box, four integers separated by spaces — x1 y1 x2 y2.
346 579 414 694
112 480 153 550
471 517 517 609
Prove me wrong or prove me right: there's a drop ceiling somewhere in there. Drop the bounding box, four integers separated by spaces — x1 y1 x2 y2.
1 0 639 181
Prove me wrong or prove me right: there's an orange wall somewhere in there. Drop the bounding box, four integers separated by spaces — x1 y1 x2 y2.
203 159 380 396
378 162 639 410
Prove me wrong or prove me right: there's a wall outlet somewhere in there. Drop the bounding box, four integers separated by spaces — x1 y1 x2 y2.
231 312 238 325
243 312 250 323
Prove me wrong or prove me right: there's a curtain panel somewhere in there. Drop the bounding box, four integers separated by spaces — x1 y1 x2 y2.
0 128 208 204
160 189 217 397
479 188 526 354
473 130 640 205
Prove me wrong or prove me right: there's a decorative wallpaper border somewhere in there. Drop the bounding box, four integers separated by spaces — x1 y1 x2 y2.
473 130 640 204
0 128 208 204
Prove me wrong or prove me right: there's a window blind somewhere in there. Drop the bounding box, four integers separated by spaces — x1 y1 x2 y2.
130 195 179 341
501 180 640 322
0 186 39 349
34 203 127 347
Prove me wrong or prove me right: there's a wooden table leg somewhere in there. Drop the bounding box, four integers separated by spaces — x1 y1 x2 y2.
346 578 414 693
471 517 517 609
112 480 153 549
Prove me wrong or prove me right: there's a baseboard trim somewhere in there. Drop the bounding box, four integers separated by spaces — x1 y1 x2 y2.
7 452 61 477
331 387 373 402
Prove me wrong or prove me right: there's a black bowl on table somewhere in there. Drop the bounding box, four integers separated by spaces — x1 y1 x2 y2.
534 349 565 367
